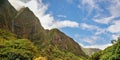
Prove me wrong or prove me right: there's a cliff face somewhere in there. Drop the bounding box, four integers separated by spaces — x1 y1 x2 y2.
47 29 87 57
12 7 44 40
36 29 87 58
0 0 87 59
0 0 17 31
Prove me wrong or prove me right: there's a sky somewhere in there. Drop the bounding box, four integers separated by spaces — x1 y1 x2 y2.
8 0 120 50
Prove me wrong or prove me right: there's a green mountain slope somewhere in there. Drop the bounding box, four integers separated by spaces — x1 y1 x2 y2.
0 29 39 60
89 37 120 60
0 0 87 60
36 29 87 59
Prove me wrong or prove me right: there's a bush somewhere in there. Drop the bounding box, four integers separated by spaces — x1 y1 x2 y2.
0 39 38 60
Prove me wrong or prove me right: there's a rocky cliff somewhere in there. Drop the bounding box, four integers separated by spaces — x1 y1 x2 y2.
0 0 17 31
12 7 44 40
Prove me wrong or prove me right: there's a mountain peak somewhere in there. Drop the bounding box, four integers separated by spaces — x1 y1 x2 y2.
12 7 44 40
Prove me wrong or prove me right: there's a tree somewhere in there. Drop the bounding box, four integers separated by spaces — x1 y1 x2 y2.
0 39 38 60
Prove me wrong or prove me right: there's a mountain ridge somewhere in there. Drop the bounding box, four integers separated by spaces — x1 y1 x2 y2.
0 0 88 59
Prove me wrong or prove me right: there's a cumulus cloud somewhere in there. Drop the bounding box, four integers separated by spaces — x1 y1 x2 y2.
80 23 98 30
78 0 101 19
8 0 79 29
93 0 120 24
74 34 101 45
112 34 120 40
8 0 25 10
50 20 79 29
109 0 120 17
107 20 120 33
80 0 120 38
94 16 115 24
80 23 105 35
81 36 99 45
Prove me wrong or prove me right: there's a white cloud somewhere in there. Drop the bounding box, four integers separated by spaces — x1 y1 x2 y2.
94 16 115 24
50 20 79 29
79 43 112 50
93 0 120 24
112 34 119 40
81 36 99 45
8 0 79 29
80 23 98 30
79 0 101 19
80 23 105 35
8 0 25 11
107 20 120 33
95 29 106 35
109 0 120 17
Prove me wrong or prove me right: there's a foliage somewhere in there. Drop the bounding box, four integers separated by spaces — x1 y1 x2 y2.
34 56 47 60
0 29 38 60
82 48 100 56
89 37 120 60
0 29 16 40
39 45 84 60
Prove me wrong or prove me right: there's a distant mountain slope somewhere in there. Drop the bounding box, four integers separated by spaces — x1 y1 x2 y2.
82 48 100 56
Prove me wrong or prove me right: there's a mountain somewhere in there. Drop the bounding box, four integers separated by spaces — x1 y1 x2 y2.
12 7 44 40
0 0 88 60
82 48 101 56
0 29 39 60
0 0 17 31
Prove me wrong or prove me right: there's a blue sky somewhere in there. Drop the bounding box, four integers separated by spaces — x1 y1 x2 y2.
9 0 120 49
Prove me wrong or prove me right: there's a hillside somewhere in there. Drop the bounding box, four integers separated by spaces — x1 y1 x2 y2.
0 29 39 60
0 0 87 60
82 48 100 56
89 37 120 60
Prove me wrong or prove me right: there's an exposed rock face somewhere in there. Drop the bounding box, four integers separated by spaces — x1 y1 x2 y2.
13 7 44 40
0 0 17 31
47 29 87 57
